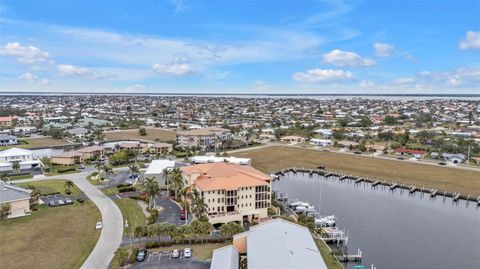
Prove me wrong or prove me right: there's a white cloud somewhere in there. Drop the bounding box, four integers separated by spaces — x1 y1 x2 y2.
0 42 50 64
57 64 114 79
373 42 394 57
171 0 185 13
359 80 376 87
152 57 195 76
18 72 50 85
293 68 354 83
393 77 415 84
253 80 273 91
206 71 231 80
322 49 375 67
459 31 480 50
18 72 37 81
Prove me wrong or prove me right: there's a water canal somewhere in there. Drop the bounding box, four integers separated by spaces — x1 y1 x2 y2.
273 172 480 269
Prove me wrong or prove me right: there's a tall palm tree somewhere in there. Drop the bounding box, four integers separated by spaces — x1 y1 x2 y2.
144 177 160 209
0 172 9 182
161 167 171 196
30 187 42 204
191 189 208 219
170 167 184 199
94 160 102 175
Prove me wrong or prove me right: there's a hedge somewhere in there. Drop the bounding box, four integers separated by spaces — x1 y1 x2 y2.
57 166 76 173
118 186 136 193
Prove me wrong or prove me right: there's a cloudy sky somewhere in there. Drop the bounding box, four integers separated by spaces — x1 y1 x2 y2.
0 0 479 94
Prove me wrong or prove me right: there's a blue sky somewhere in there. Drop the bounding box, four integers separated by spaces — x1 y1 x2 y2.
0 0 479 94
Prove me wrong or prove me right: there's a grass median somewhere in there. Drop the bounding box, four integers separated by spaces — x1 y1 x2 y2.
0 202 100 269
104 128 176 142
114 198 147 236
235 145 480 196
17 179 82 196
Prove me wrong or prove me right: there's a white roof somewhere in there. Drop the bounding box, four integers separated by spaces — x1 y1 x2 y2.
210 245 239 269
191 156 250 165
144 159 175 175
245 219 328 269
0 147 33 158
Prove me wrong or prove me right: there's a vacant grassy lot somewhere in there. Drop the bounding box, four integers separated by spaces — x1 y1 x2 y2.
149 242 231 260
104 128 176 142
235 146 480 196
0 202 100 269
114 198 147 235
0 137 69 150
17 179 82 196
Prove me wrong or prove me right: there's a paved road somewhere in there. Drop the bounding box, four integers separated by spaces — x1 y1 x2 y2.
12 171 125 269
155 194 185 226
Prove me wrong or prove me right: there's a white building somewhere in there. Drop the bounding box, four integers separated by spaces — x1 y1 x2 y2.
310 138 332 147
313 128 333 137
210 219 328 269
143 159 175 187
0 135 18 146
0 148 40 172
191 156 251 165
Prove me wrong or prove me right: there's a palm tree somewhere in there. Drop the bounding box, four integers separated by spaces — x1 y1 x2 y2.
191 189 208 219
161 167 171 196
94 160 102 175
144 177 160 209
64 180 74 193
170 167 184 199
103 165 113 180
30 187 42 204
94 129 104 141
129 164 139 177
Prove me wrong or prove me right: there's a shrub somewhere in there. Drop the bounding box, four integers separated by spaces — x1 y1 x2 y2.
57 166 76 173
77 198 85 203
146 209 158 224
118 186 136 193
144 241 172 249
267 206 277 216
65 189 72 195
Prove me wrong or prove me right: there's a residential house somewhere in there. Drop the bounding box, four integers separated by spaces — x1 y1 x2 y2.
0 135 18 146
51 151 84 166
280 135 305 143
66 127 90 141
310 138 332 147
149 143 173 155
0 148 40 172
181 163 271 225
210 219 328 269
0 181 31 218
0 116 15 127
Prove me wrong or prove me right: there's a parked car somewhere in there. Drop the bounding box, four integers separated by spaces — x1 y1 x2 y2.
136 249 148 262
95 221 103 230
180 210 186 220
65 198 73 204
48 201 56 207
438 162 447 166
78 164 85 169
353 151 362 155
184 248 191 258
57 199 65 206
171 249 180 258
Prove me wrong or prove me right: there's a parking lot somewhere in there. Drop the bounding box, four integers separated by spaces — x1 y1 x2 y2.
107 170 136 187
130 250 210 269
40 194 74 206
155 194 188 226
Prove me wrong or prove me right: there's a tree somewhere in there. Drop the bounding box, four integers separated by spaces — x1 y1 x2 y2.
114 248 129 267
64 180 74 194
94 160 103 176
170 167 184 199
30 187 42 204
0 172 9 181
0 204 11 220
337 118 348 127
383 116 398 125
190 219 213 236
162 167 171 196
12 161 20 172
94 129 105 141
103 165 113 180
144 177 160 209
133 225 145 238
360 116 373 127
139 127 147 136
190 189 208 219
220 222 244 237
128 164 139 178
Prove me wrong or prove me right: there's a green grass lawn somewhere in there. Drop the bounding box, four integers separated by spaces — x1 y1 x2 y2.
114 198 147 236
314 239 343 269
17 179 82 196
0 202 100 269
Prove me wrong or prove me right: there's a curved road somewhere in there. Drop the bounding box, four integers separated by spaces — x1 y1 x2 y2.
13 171 124 269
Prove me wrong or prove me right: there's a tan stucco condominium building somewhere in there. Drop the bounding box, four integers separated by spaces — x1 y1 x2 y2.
181 162 271 225
176 127 232 150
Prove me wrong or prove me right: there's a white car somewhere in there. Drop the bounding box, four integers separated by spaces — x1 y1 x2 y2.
184 248 191 258
95 221 103 230
171 249 180 258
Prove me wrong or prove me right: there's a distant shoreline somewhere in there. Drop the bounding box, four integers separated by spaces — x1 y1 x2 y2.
2 92 480 97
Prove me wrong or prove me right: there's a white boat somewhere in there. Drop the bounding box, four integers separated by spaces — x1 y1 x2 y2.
289 201 309 208
315 215 337 227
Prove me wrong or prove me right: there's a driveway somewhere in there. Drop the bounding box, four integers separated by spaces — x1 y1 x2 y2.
155 195 186 226
130 250 210 269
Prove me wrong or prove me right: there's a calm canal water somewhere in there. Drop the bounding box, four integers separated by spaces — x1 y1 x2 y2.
273 172 480 269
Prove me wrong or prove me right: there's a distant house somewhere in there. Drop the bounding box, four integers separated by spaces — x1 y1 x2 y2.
51 151 84 166
176 127 232 150
393 148 426 158
77 145 105 160
149 143 173 155
0 181 31 218
66 127 90 140
258 134 275 142
310 138 332 147
191 156 251 165
210 219 328 269
442 153 466 164
313 128 333 137
0 148 40 172
0 116 15 127
0 135 18 146
280 135 305 143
